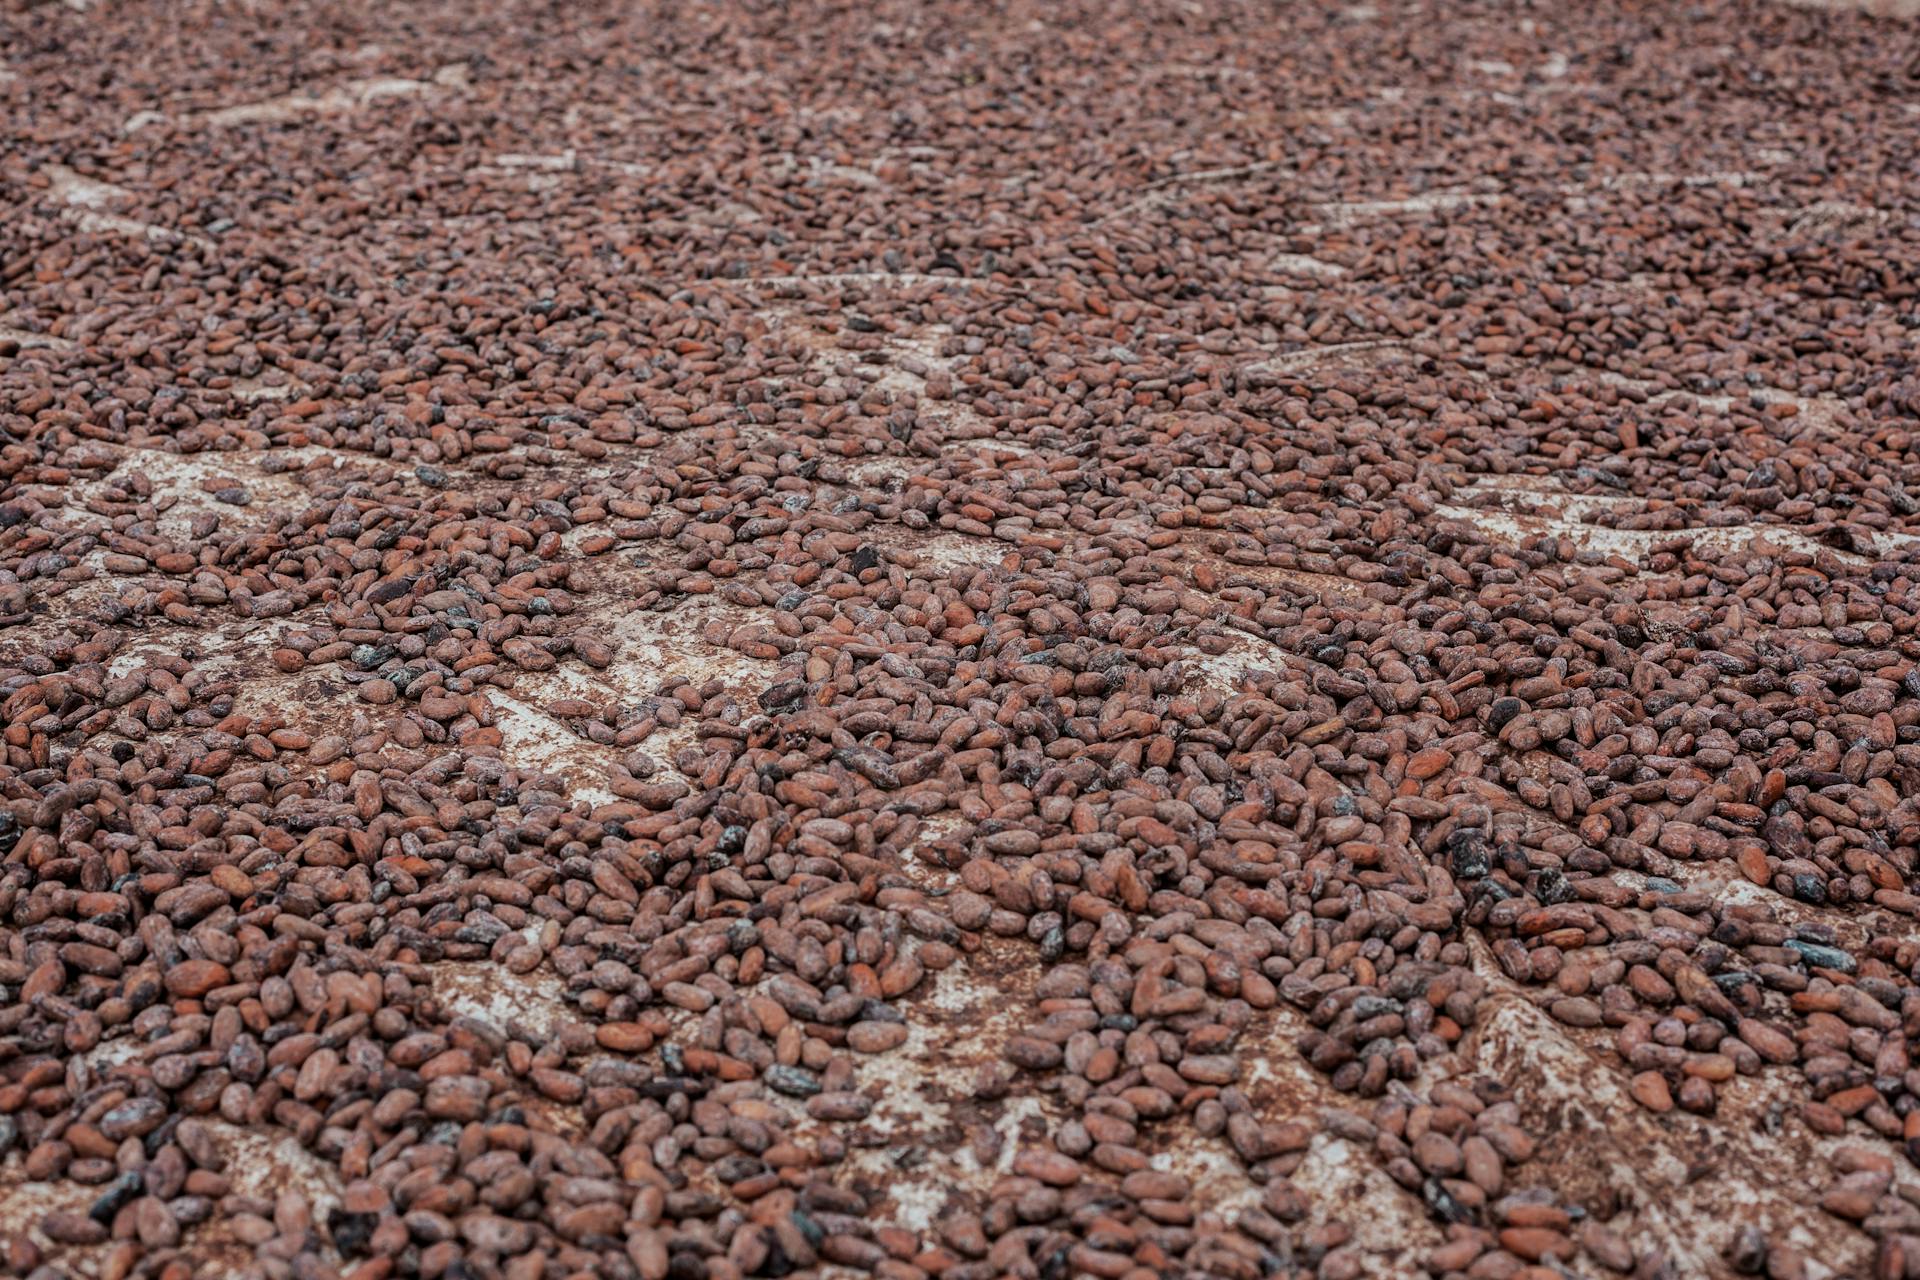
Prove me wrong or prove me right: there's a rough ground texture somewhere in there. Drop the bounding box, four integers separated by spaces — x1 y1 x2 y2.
4 0 1920 1278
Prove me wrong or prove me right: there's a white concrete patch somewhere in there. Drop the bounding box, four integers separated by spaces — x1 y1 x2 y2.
955 436 1035 456
219 1122 344 1221
715 272 1001 292
1774 0 1920 13
229 375 306 403
1629 860 1916 953
80 1034 146 1074
771 313 1016 451
1446 469 1920 564
0 1116 342 1269
498 595 779 789
842 959 1042 1231
0 1117 346 1272
1188 631 1303 697
1435 499 1871 565
488 690 620 805
38 164 214 248
1556 170 1775 216
151 64 472 130
1467 955 1875 1280
43 164 131 209
1300 1135 1441 1259
895 812 966 887
1223 1004 1443 1275
492 151 578 171
1595 169 1766 190
432 955 576 1041
0 326 76 351
605 600 772 700
0 1167 92 1253
1786 200 1889 237
1206 558 1380 604
1241 339 1408 380
75 448 310 542
896 532 1000 575
69 209 214 247
1584 371 1856 424
766 152 882 187
1143 160 1289 191
1463 476 1644 519
1305 192 1504 228
847 457 917 488
1268 253 1350 280
1096 160 1290 224
1155 1137 1252 1213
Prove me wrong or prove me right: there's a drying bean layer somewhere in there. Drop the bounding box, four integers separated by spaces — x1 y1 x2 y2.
5 0 1920 1278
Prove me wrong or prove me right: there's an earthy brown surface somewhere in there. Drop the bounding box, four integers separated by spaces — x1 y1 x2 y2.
5 0 1920 1277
